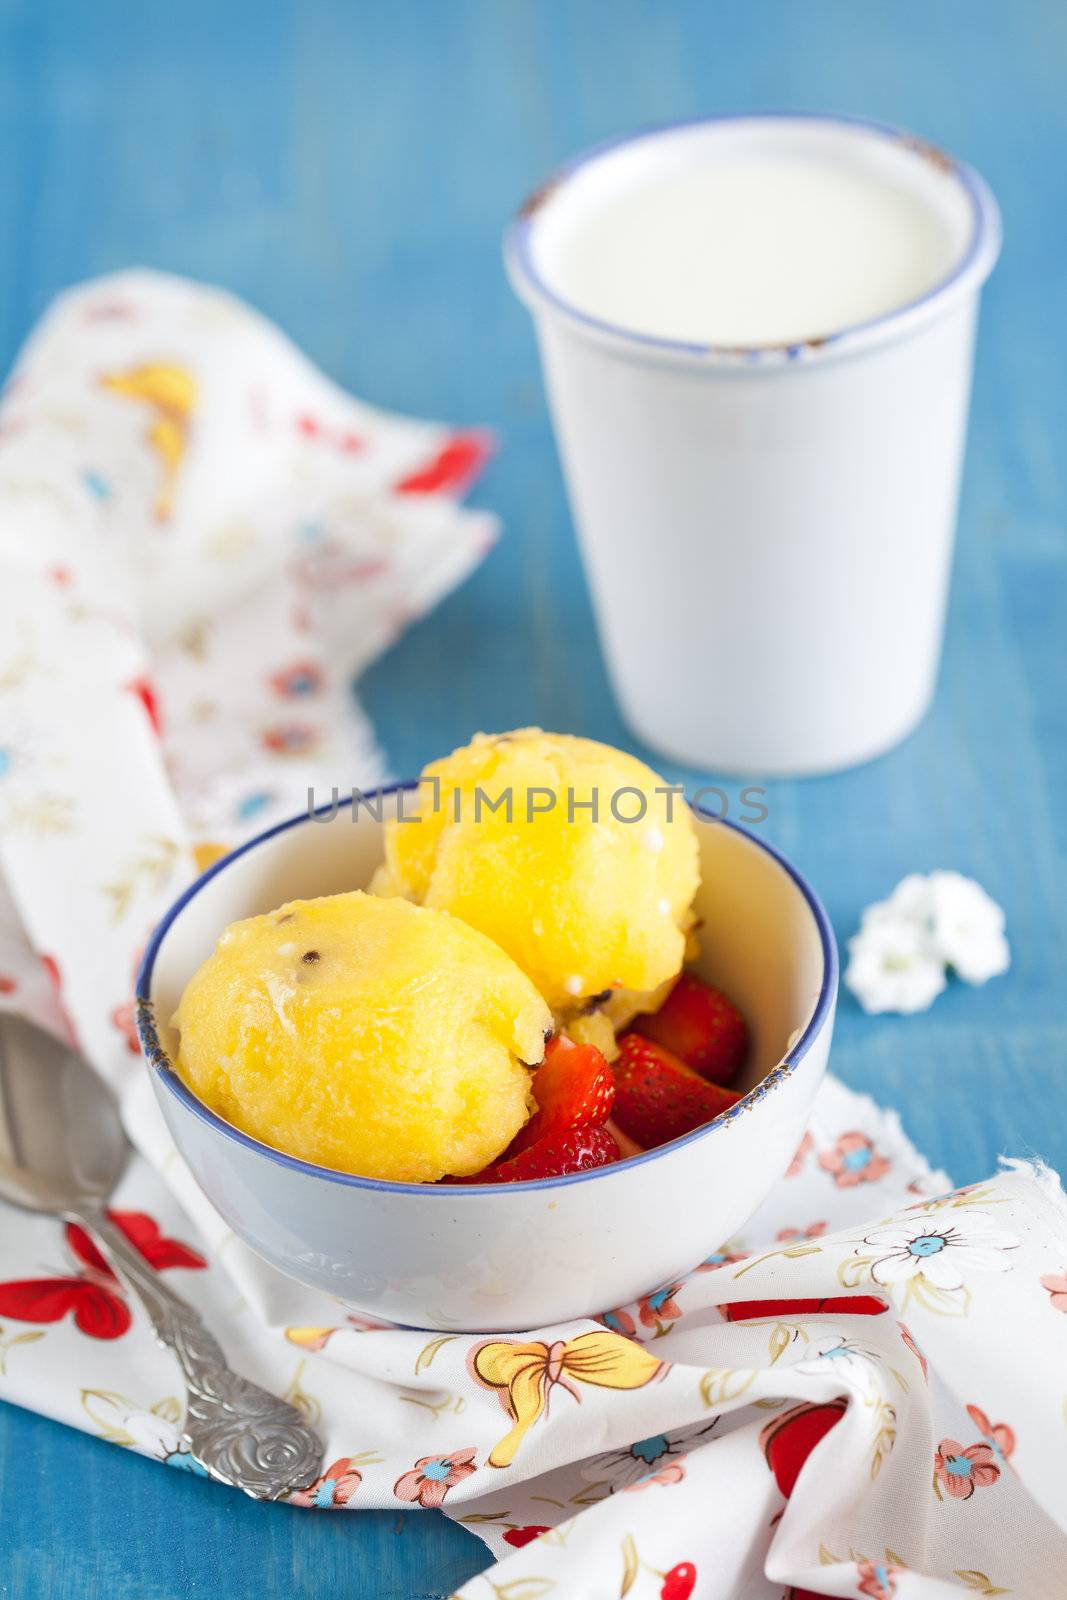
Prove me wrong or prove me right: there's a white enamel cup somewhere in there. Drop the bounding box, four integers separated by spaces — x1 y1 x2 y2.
506 114 1001 775
138 789 837 1332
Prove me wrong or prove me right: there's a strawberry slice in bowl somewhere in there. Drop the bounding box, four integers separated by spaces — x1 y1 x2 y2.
508 1034 615 1154
612 1032 742 1150
449 1033 620 1183
631 971 749 1086
463 1123 620 1184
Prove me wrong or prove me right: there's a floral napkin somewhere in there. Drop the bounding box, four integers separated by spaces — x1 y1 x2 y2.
2 273 1067 1600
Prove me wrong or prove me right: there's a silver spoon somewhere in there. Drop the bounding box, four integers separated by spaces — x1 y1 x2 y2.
0 1012 324 1500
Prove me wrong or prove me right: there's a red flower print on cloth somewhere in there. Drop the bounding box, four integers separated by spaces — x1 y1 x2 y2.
503 1525 549 1549
626 1459 686 1490
0 1211 206 1341
289 1456 362 1509
819 1131 891 1188
600 1292 686 1338
261 722 321 756
40 953 78 1047
965 1404 1015 1464
857 1559 900 1599
394 1447 477 1508
898 1321 928 1382
1040 1270 1067 1313
112 948 146 1056
785 1130 813 1177
286 1311 394 1350
696 1247 748 1272
290 550 391 593
776 1221 827 1242
395 431 491 496
0 975 17 995
111 997 140 1055
904 1180 980 1213
638 1285 683 1331
268 660 323 698
295 412 363 453
934 1436 1001 1499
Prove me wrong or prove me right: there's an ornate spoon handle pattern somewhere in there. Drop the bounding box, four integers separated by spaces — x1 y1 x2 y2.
82 1206 324 1499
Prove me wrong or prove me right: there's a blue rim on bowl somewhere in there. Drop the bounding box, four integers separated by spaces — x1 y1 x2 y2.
136 787 839 1195
505 110 1002 367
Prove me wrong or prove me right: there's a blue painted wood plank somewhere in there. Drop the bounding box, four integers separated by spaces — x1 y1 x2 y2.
1 0 1066 1595
0 1401 487 1599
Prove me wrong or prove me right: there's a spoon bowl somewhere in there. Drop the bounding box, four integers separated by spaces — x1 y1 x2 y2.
0 1015 128 1216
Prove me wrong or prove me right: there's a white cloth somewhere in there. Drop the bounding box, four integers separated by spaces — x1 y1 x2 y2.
1 274 1065 1600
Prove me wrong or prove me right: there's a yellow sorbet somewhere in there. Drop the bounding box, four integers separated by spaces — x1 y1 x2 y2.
380 729 700 1013
173 891 551 1183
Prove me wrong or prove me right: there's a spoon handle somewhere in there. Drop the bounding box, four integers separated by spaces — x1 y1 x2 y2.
81 1207 324 1500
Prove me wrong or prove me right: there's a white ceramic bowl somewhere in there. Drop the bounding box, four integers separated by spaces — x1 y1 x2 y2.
137 789 837 1331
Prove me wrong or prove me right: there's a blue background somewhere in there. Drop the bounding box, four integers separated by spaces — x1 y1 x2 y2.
1 1 1065 1595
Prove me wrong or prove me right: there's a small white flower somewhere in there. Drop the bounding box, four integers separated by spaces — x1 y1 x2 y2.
860 873 934 929
845 919 946 1015
860 1210 1019 1292
848 871 1009 1013
927 871 1010 984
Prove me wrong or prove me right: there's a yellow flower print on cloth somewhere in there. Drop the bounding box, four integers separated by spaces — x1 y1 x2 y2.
101 362 197 521
469 1332 666 1469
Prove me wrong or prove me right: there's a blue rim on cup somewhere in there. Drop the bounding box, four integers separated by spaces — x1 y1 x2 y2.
136 787 839 1196
505 111 1002 367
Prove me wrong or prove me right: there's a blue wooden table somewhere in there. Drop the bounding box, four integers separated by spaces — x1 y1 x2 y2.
2 1 1065 1595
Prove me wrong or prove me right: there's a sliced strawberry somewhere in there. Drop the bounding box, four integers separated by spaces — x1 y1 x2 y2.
612 1033 742 1149
455 1124 620 1184
631 972 748 1086
605 1117 644 1159
509 1033 614 1155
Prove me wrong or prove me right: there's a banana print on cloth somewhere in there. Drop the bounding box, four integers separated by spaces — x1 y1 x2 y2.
469 1332 666 1467
101 362 197 522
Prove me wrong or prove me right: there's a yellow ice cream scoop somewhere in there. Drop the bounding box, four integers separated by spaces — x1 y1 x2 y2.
173 891 550 1183
380 729 700 1013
